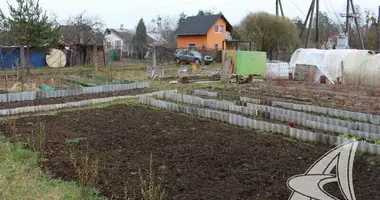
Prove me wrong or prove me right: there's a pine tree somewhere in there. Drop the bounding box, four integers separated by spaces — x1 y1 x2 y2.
133 18 148 60
177 12 187 26
0 0 60 70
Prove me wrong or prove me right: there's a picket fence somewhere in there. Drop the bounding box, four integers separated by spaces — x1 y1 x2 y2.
0 82 150 103
158 91 380 141
139 96 380 155
192 89 380 125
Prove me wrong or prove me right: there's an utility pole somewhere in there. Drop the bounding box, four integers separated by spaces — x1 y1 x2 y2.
350 0 364 49
340 0 365 49
377 5 380 50
316 0 320 46
299 0 318 48
276 0 279 16
346 0 350 36
275 0 284 60
275 0 284 17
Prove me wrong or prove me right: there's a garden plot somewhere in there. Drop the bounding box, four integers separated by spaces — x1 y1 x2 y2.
0 82 151 109
1 104 380 200
145 90 380 154
0 88 154 110
212 81 380 115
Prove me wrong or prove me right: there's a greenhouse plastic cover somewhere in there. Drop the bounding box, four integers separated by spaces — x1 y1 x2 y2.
343 51 378 86
290 48 354 83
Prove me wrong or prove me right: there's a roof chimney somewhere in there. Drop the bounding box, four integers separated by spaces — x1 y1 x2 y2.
120 24 124 30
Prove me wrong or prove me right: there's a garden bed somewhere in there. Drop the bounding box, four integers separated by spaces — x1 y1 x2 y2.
0 88 154 109
0 104 379 199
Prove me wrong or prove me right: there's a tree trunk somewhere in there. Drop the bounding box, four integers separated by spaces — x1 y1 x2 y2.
26 46 31 74
93 43 98 72
19 46 26 78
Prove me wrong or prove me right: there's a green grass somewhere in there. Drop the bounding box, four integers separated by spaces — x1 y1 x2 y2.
0 136 105 200
339 133 380 145
85 98 140 109
66 138 86 145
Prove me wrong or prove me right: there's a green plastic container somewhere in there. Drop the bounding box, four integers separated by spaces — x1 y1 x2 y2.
39 85 55 91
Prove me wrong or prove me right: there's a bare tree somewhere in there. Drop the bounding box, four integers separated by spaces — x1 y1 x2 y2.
61 11 104 70
150 15 177 48
61 11 104 46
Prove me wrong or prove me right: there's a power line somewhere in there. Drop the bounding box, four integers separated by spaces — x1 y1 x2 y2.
322 0 337 25
291 0 306 17
327 0 343 26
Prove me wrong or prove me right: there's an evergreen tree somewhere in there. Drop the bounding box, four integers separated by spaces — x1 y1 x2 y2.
177 12 187 26
0 0 60 69
196 10 215 16
133 18 148 60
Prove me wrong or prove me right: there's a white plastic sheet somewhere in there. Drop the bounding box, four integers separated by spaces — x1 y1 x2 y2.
290 49 355 83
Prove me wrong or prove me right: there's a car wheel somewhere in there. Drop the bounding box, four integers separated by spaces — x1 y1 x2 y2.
176 58 181 64
194 59 200 64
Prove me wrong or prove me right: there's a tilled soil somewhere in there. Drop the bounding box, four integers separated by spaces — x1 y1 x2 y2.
0 88 155 109
1 105 379 200
218 80 380 115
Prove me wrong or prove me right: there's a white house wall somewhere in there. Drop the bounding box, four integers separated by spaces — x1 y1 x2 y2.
104 31 131 52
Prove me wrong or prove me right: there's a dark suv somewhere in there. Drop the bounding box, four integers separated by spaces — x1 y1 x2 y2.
173 49 213 65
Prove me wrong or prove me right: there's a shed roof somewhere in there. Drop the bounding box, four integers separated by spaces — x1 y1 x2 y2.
175 14 232 36
106 28 166 45
108 28 135 41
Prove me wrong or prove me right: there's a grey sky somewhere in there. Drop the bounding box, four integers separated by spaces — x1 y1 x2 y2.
1 0 379 29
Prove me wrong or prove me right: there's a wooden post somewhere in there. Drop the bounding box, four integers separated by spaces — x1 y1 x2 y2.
276 0 279 16
306 0 315 48
93 43 98 72
377 5 380 50
316 0 319 46
350 0 364 49
346 0 350 46
153 45 157 67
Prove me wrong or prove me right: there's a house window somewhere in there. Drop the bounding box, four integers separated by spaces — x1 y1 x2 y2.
214 44 219 50
215 25 224 33
106 42 112 49
115 40 121 49
188 44 196 49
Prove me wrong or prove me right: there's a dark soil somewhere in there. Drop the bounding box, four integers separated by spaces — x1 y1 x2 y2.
0 88 155 109
1 105 379 200
215 80 380 115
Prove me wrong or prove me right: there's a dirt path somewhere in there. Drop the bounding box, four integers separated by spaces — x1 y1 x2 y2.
0 105 379 199
0 88 155 109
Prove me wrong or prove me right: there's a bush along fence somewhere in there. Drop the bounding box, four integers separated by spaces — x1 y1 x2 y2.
0 91 174 116
191 89 380 125
0 82 150 103
139 95 380 155
158 91 380 141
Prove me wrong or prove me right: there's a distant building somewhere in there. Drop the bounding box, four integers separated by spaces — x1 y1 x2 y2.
104 26 166 57
174 14 233 50
335 33 349 49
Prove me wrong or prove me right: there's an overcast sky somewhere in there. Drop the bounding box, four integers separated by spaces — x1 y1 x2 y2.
1 0 379 29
